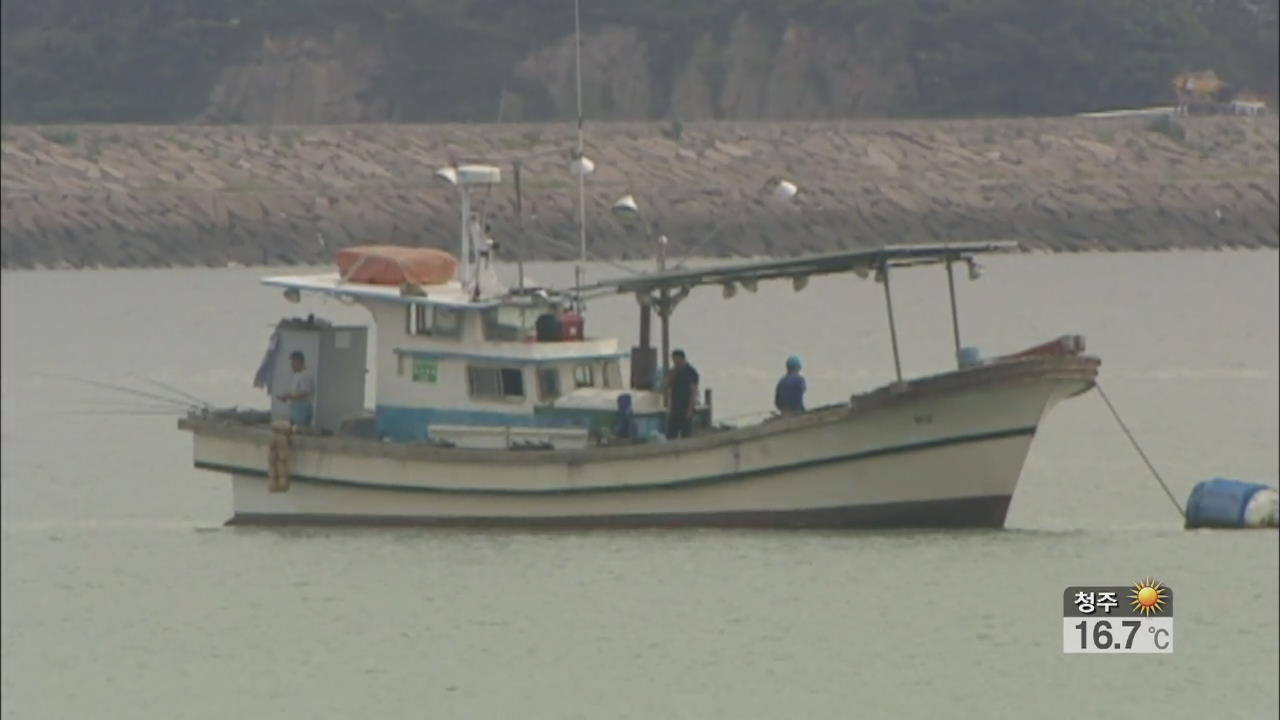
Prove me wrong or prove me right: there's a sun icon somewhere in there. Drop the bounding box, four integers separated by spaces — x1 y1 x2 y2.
1129 578 1168 616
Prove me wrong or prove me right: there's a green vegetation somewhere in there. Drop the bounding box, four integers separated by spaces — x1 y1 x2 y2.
1 0 1276 123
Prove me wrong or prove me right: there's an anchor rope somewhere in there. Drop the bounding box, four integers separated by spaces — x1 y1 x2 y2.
1096 383 1185 519
268 421 293 493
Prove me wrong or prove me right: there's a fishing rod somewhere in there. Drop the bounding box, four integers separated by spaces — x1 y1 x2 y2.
129 373 212 408
34 373 199 409
77 399 191 410
56 408 192 417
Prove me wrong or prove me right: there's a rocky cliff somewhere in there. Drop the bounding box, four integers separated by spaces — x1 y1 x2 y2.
5 2 1275 124
198 14 918 125
2 115 1276 269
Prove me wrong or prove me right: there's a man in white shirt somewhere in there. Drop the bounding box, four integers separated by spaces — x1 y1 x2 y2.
276 351 315 427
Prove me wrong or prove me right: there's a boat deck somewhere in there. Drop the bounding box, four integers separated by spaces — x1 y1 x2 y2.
180 353 1099 464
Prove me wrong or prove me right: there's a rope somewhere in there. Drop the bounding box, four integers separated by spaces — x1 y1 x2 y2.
671 220 726 271
529 231 643 277
1095 383 1185 519
268 421 293 493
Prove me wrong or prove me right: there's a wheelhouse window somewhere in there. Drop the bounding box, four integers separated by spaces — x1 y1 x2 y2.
602 361 622 389
406 304 462 339
434 307 461 335
407 305 430 335
573 364 595 388
468 366 525 400
537 367 561 401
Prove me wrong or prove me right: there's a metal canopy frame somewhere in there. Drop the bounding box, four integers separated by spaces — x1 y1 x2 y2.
576 241 1019 300
574 240 1020 385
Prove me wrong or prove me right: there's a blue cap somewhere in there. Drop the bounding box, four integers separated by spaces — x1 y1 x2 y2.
786 355 802 370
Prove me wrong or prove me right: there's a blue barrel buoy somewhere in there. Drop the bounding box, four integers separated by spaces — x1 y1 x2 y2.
1185 478 1279 529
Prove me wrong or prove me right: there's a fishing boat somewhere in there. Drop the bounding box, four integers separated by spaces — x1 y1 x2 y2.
178 161 1099 527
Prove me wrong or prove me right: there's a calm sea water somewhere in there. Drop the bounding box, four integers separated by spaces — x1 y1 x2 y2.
2 252 1277 719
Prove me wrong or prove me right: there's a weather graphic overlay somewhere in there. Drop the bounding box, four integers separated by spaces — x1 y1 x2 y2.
1063 580 1173 654
1129 578 1168 616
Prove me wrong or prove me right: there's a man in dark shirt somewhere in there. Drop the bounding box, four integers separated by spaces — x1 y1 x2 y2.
665 349 699 439
775 355 806 415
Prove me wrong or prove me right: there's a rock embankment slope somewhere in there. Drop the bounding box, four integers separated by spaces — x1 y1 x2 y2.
1 116 1276 269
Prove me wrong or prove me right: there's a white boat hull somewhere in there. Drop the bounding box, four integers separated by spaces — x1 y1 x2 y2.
182 355 1098 528
221 430 1031 527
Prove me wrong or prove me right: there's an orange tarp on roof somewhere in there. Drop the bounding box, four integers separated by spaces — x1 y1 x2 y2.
335 245 458 286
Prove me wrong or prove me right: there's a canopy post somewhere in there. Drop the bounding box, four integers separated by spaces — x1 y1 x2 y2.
946 256 961 366
881 262 903 382
639 304 651 349
658 237 670 376
660 295 670 376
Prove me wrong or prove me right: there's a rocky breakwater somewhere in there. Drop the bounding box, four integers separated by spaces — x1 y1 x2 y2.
1 116 1276 269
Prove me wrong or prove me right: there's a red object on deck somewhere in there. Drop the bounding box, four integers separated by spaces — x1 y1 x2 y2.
335 246 458 286
559 311 584 341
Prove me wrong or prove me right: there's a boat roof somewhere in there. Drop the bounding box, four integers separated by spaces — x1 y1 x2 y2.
261 273 570 309
578 241 1020 299
265 241 1019 307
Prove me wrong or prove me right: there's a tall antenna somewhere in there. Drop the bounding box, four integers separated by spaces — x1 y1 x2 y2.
514 160 525 290
573 0 587 307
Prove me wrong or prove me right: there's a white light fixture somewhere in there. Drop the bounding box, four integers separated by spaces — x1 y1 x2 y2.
570 156 595 177
792 275 809 292
436 164 501 187
283 288 301 303
772 179 798 201
456 165 501 185
434 166 458 186
967 259 983 280
612 194 641 222
763 176 799 203
741 279 758 293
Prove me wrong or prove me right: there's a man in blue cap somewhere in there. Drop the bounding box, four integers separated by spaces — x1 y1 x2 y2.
775 355 806 415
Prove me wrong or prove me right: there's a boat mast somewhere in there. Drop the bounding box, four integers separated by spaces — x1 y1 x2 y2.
572 0 587 307
514 160 525 290
435 164 499 294
458 180 472 288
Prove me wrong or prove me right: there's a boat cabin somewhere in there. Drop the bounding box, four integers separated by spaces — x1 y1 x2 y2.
261 264 675 447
